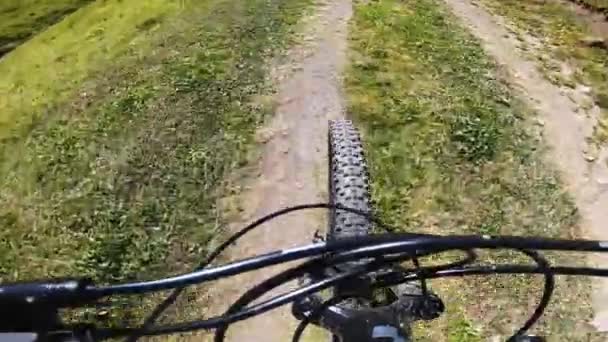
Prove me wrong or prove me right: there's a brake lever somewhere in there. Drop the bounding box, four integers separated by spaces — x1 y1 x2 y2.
368 265 444 321
390 285 444 322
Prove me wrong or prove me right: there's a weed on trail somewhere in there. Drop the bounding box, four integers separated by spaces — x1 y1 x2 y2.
0 0 312 324
347 0 596 340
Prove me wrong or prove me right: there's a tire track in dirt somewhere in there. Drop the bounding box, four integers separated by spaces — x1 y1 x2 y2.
204 1 352 340
443 0 608 332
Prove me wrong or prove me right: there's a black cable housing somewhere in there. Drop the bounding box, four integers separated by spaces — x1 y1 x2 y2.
3 204 608 341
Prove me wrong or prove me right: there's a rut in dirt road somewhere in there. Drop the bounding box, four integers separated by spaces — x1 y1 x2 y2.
442 0 608 331
205 0 353 341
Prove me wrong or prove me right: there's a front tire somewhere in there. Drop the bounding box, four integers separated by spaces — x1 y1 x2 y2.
327 120 372 241
327 120 373 341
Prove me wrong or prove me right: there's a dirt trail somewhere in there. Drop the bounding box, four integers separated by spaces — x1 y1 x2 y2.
205 0 352 340
443 0 608 331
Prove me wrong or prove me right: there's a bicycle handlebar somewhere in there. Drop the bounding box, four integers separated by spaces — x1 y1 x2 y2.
4 234 608 307
1 204 608 342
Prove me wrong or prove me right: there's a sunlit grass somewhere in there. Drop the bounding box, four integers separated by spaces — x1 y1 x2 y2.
347 0 596 340
0 0 184 141
0 0 313 325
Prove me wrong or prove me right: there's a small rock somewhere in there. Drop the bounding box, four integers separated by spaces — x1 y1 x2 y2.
579 85 593 95
583 145 599 162
534 118 545 127
584 154 597 162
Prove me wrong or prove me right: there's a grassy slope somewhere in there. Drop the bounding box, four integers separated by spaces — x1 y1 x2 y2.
0 0 185 141
0 0 311 324
478 0 608 144
347 0 597 340
0 0 93 51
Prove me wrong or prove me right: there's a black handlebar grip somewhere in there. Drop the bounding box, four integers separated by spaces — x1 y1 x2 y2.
0 278 97 307
0 279 98 333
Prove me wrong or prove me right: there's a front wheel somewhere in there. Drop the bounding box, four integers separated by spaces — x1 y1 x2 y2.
327 120 372 241
327 120 373 341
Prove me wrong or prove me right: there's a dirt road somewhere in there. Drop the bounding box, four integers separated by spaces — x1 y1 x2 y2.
206 0 352 340
443 0 608 332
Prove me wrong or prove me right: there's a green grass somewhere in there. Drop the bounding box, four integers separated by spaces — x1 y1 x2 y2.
347 0 598 340
0 0 186 142
478 0 608 144
0 0 94 55
0 0 312 324
446 312 482 342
